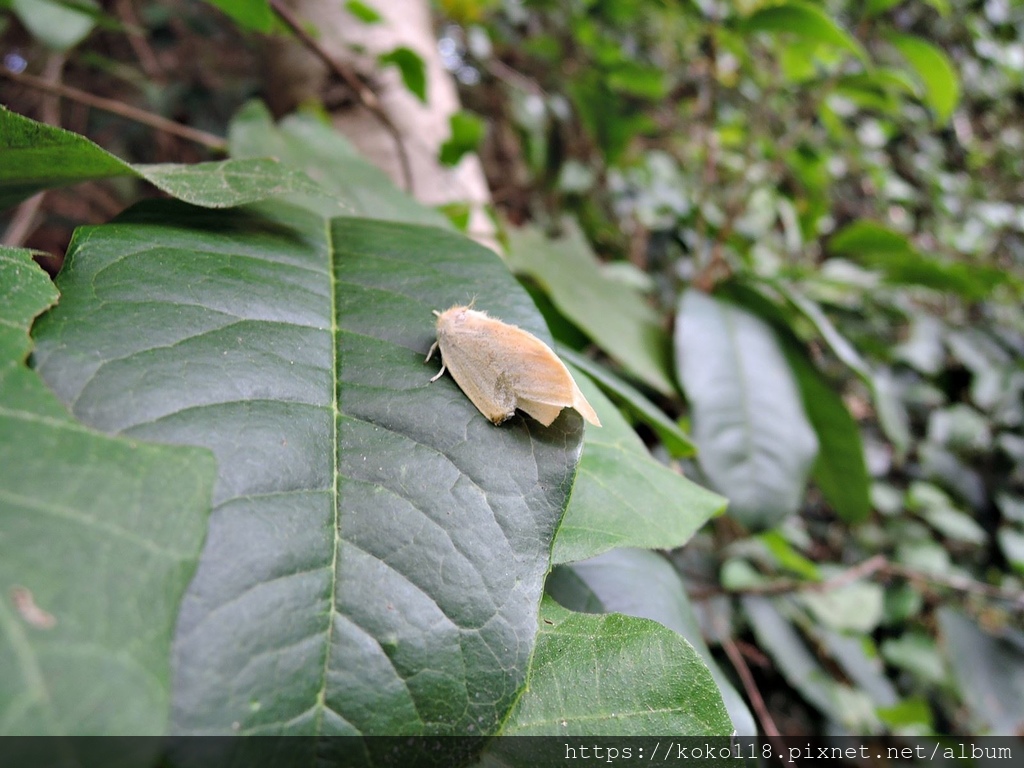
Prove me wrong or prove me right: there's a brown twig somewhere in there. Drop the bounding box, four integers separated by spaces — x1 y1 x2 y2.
3 53 66 247
486 59 547 98
267 0 414 193
0 67 227 151
882 561 1024 610
722 635 782 739
115 0 167 82
688 554 1024 610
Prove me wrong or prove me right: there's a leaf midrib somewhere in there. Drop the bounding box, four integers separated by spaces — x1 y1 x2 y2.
314 218 343 732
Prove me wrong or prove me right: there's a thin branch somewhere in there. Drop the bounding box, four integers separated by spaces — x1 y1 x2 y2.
115 0 167 82
0 67 227 151
882 560 1024 610
3 53 66 247
267 0 414 193
688 554 1024 610
486 59 547 98
3 191 46 248
722 635 782 739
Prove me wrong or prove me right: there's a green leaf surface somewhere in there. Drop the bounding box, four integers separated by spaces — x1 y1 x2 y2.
202 0 274 32
30 202 583 739
494 597 732 736
786 349 872 523
607 62 668 100
379 46 428 103
828 221 1008 300
558 347 696 458
998 526 1024 574
345 0 382 23
547 548 756 736
552 371 725 565
742 1 869 64
774 282 872 384
938 609 1024 735
872 368 911 459
796 581 884 633
0 247 216 736
881 631 946 686
675 290 818 530
815 628 897 709
0 107 324 211
758 530 822 581
228 102 450 228
505 221 675 395
864 0 902 17
887 33 960 124
744 596 879 732
10 0 97 50
439 111 486 167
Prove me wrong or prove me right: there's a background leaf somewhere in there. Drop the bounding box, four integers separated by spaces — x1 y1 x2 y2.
938 608 1024 734
559 347 696 458
828 221 1009 300
0 107 324 211
547 548 756 736
552 371 725 565
887 33 960 125
0 246 216 737
675 290 819 530
9 0 98 50
505 220 675 395
439 110 486 167
492 597 732 736
742 1 869 64
379 46 428 103
786 349 872 523
202 0 273 32
228 102 450 227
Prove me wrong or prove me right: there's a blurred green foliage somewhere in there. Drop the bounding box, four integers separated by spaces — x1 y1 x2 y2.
448 0 1024 736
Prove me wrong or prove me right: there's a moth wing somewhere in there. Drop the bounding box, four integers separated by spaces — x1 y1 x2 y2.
514 397 566 427
436 334 517 424
501 333 602 427
568 380 601 427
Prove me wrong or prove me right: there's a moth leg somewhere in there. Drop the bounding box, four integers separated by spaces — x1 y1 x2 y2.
425 340 439 362
425 342 447 381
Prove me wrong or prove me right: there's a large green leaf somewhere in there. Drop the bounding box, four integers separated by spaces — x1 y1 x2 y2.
675 290 818 530
0 246 216 737
30 202 584 739
505 221 675 395
493 597 732 736
0 106 324 211
547 548 756 736
552 370 725 565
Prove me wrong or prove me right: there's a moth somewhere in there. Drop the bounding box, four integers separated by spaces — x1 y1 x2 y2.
426 305 601 427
